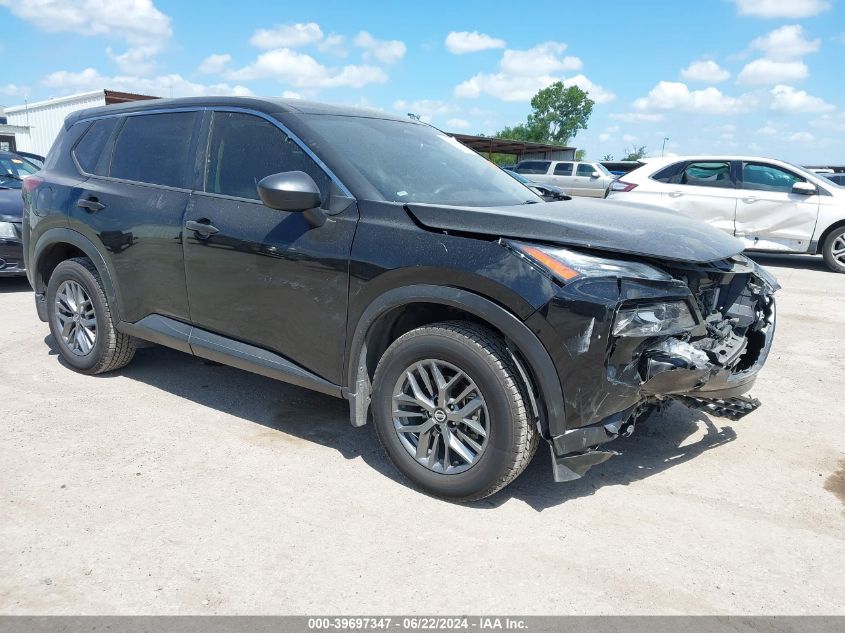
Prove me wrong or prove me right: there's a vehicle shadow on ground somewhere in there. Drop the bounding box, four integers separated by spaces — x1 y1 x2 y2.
43 335 738 511
747 252 830 272
0 277 32 294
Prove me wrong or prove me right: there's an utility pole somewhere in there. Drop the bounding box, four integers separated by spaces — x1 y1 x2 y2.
661 137 669 157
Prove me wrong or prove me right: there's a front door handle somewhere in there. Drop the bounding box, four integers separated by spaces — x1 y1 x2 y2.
743 196 758 203
185 219 219 238
77 197 105 212
668 191 683 197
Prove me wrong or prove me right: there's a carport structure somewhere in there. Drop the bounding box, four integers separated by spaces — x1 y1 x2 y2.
450 133 575 162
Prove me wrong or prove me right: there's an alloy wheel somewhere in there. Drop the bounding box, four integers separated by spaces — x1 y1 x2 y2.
54 280 97 356
391 359 489 474
831 234 845 267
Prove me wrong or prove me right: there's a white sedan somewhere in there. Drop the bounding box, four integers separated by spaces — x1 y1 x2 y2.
608 155 845 272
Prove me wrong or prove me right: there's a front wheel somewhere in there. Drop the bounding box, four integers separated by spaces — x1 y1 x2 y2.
372 322 538 502
822 226 845 273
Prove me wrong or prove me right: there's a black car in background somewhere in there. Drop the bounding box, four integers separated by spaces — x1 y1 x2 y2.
24 97 778 501
0 151 38 276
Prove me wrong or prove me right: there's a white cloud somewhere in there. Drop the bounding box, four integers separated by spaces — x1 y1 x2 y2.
318 33 348 57
446 118 471 130
732 0 831 19
681 60 730 83
738 58 808 84
599 126 620 142
757 122 778 135
750 25 820 60
227 48 388 88
354 31 406 64
500 42 581 75
622 134 638 143
609 112 665 122
769 84 835 113
41 67 253 97
787 131 814 142
0 0 171 75
563 74 615 104
810 112 845 132
197 53 232 75
1 83 28 97
250 22 323 49
453 42 610 104
633 81 755 114
281 90 302 99
393 99 456 123
445 31 506 54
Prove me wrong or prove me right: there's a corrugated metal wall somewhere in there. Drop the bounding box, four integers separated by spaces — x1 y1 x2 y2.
5 91 106 156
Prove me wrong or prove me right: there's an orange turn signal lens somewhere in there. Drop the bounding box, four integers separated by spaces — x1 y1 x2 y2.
517 245 581 282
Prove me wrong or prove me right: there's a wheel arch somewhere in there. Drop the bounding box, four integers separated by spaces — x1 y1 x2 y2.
343 284 566 440
815 219 845 255
31 228 122 323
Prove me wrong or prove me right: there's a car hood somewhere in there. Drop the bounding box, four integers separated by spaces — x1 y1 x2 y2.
405 198 744 264
0 187 23 221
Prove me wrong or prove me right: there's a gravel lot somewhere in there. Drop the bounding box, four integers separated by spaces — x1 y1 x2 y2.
1 253 843 615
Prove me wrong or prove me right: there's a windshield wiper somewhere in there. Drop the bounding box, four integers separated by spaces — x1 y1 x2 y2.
1 173 22 181
522 199 541 204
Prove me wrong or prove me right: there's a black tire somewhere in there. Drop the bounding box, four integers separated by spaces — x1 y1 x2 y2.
821 226 845 273
46 257 137 374
372 321 538 502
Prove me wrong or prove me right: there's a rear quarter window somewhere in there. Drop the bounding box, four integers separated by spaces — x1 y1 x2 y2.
73 117 120 175
553 162 573 175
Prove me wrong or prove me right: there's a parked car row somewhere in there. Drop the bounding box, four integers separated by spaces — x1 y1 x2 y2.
608 156 845 273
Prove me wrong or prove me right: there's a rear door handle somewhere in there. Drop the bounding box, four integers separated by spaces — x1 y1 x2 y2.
743 196 758 203
185 219 219 237
77 197 105 212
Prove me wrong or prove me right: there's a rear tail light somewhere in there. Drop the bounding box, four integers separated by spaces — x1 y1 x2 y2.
609 179 637 192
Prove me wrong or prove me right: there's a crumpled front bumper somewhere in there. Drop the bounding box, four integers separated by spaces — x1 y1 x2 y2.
534 257 778 482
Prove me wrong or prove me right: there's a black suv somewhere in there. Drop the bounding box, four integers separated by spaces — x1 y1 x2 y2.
23 97 779 501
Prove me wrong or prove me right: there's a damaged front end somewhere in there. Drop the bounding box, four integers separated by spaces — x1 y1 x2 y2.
512 243 779 482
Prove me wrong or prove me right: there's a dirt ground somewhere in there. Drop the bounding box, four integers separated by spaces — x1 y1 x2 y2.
1 253 843 615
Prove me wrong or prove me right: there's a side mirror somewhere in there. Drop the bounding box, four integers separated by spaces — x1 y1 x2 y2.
792 181 817 196
591 171 600 178
257 171 322 212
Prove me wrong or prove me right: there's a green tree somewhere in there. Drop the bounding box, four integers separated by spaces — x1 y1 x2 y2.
527 83 594 145
575 149 587 161
496 83 594 146
601 153 614 161
621 145 648 161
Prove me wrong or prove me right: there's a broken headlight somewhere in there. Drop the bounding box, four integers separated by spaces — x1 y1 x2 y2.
507 241 672 283
612 301 696 337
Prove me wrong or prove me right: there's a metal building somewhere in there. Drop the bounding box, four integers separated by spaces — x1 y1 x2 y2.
4 89 157 156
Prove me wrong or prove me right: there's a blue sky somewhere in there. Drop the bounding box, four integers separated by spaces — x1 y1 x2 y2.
1 0 843 162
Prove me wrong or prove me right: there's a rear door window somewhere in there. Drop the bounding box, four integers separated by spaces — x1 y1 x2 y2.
666 161 733 188
73 117 120 175
110 112 198 188
515 161 551 175
553 162 573 175
204 111 331 203
741 162 804 193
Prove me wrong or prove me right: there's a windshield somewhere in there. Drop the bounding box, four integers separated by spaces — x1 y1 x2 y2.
303 116 542 206
0 154 38 189
594 163 611 176
788 161 838 188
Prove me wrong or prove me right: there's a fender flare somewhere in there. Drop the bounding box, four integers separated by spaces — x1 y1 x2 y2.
343 284 566 436
31 228 123 323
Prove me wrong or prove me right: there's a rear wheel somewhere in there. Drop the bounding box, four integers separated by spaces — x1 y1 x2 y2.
46 257 137 374
372 321 538 502
822 226 845 273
